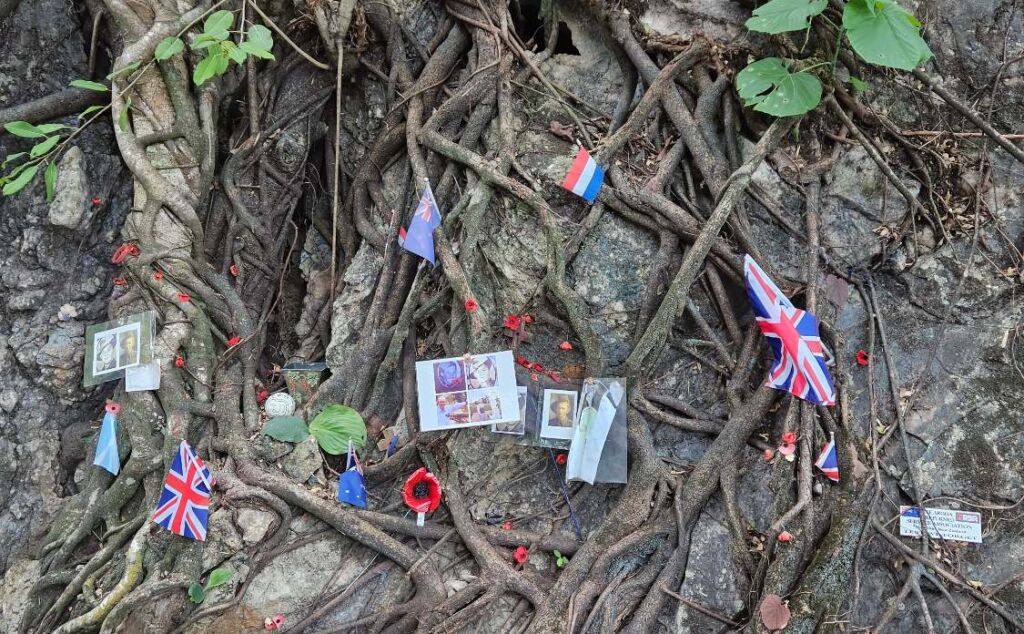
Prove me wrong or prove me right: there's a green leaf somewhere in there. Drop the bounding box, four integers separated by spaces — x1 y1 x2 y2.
106 60 141 80
155 36 185 61
262 416 310 443
745 0 827 34
2 152 26 168
246 24 274 52
79 105 106 119
843 0 932 71
239 41 276 60
187 582 205 604
4 121 45 138
205 568 233 590
190 33 220 50
118 98 132 132
3 162 39 195
44 162 57 201
308 404 367 455
223 40 246 65
35 123 68 134
735 57 821 117
849 76 868 92
30 135 60 158
70 79 108 92
203 9 234 39
193 50 228 85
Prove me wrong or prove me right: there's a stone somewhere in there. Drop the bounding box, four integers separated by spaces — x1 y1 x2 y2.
281 437 322 483
236 508 276 545
325 244 383 369
47 147 89 230
0 558 41 632
203 509 244 571
0 390 18 413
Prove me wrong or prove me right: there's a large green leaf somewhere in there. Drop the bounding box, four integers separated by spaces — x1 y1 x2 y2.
70 79 108 92
203 9 233 39
155 36 185 61
745 0 827 34
735 57 822 117
29 135 60 158
843 0 932 71
3 163 39 195
187 583 205 604
205 568 233 590
239 41 276 61
241 24 275 60
308 404 366 455
223 40 246 65
193 50 228 85
262 416 310 443
4 121 45 139
44 162 57 201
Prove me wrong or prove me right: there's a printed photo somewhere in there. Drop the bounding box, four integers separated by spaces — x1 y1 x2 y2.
435 392 470 426
467 388 505 423
93 333 118 375
433 359 466 394
540 389 578 440
84 312 155 387
466 354 498 389
493 386 528 435
118 326 140 369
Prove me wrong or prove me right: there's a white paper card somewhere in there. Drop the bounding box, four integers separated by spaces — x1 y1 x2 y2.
416 351 519 431
125 359 161 392
899 506 982 543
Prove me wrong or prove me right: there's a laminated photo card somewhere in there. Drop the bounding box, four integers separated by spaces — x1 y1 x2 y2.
416 350 520 431
566 378 628 485
84 312 156 387
511 373 581 450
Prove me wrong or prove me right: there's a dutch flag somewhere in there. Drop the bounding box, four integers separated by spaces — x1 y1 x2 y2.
814 432 840 483
561 146 604 203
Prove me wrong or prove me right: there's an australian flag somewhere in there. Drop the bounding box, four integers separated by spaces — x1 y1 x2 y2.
151 441 213 541
337 445 366 508
400 181 442 264
744 255 836 406
814 432 840 482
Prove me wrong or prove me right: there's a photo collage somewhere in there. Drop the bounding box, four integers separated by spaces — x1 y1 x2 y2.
416 351 519 432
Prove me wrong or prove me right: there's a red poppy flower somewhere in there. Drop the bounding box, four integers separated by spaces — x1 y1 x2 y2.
782 431 797 445
777 531 794 543
257 389 269 404
229 264 239 277
778 442 797 457
110 243 139 264
516 356 530 368
465 298 478 312
555 453 567 465
522 314 534 324
105 402 121 415
502 521 512 530
91 196 102 205
532 362 545 373
174 356 185 368
225 336 242 347
513 546 529 565
153 271 163 281
548 371 562 382
177 293 190 303
504 314 521 330
763 448 775 462
530 373 539 382
264 614 285 630
856 350 870 366
559 341 573 351
113 277 127 286
402 467 442 513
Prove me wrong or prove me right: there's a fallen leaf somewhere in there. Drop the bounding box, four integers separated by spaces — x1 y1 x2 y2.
548 120 575 141
759 593 791 631
562 364 586 380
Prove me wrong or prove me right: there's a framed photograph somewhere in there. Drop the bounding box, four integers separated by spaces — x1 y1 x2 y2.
416 350 519 431
540 389 578 440
84 312 155 387
492 386 528 435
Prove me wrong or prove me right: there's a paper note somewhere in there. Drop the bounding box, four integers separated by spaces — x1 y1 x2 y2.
125 359 161 392
899 506 982 543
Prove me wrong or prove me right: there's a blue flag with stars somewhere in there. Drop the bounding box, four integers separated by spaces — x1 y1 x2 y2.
94 410 120 475
399 181 441 264
337 446 366 508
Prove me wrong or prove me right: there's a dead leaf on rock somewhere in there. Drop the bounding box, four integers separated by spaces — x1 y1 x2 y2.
562 364 586 380
549 121 575 142
759 593 791 631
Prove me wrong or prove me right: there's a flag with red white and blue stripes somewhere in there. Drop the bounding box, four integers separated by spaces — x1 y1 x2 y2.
151 441 213 541
561 147 604 203
744 255 836 406
814 432 840 482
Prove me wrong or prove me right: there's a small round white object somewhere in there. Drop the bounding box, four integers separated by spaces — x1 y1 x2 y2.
264 392 296 417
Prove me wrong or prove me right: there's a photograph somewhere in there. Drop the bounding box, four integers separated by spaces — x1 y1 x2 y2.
467 388 505 423
540 389 578 440
118 325 140 369
435 392 470 426
567 379 626 484
493 386 527 435
466 354 498 389
93 333 118 375
433 359 466 394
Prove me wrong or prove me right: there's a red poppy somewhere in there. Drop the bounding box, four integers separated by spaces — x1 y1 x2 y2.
762 448 774 462
782 431 797 445
257 389 269 404
777 531 794 543
110 243 140 264
530 373 539 382
225 336 242 347
105 402 121 415
177 293 190 303
174 356 185 368
532 362 545 373
522 314 534 324
559 341 573 351
502 521 512 530
548 371 562 382
778 443 797 457
264 614 285 630
113 277 127 286
555 453 567 465
504 314 521 330
464 298 478 312
229 264 239 277
153 271 163 281
516 356 531 368
91 196 102 205
513 546 529 565
856 350 870 366
402 467 442 513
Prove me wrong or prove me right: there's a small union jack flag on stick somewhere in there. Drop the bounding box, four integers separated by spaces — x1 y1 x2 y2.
151 441 213 541
744 255 836 406
814 432 840 482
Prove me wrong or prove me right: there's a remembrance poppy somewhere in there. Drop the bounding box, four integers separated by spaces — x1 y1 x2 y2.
402 467 442 514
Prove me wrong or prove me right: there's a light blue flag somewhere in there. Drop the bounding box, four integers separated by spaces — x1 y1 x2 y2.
94 411 120 475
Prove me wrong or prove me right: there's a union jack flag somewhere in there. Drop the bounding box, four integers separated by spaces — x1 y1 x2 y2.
744 255 836 406
151 441 213 541
814 432 840 482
